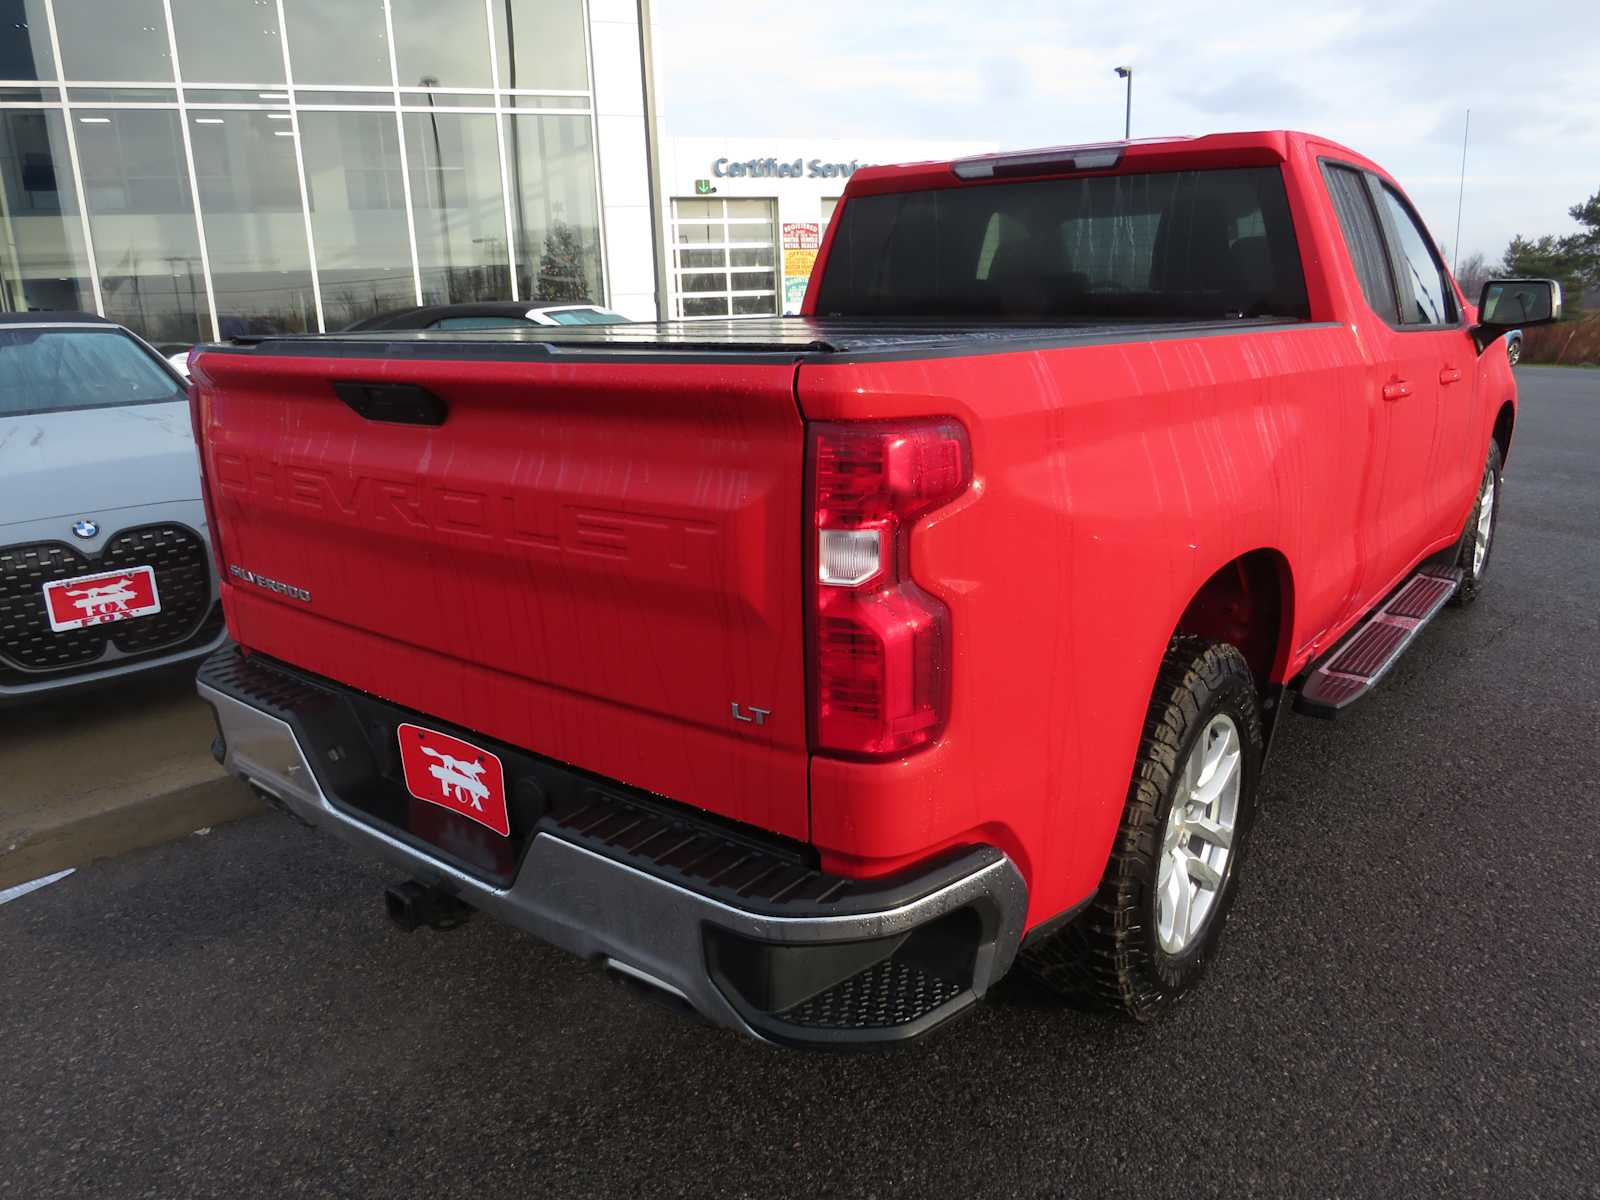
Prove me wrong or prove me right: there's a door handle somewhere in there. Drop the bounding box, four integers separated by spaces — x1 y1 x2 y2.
1439 367 1463 386
1382 379 1412 401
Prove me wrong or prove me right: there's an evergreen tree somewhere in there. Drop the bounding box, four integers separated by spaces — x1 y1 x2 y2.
1501 186 1600 315
537 221 591 302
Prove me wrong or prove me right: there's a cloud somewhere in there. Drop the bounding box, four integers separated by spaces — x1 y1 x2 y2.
657 0 1600 258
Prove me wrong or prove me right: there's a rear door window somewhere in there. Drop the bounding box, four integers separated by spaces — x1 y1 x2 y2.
0 328 184 416
1376 185 1457 326
1323 163 1400 322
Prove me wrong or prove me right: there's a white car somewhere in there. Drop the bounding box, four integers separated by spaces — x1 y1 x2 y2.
0 313 225 705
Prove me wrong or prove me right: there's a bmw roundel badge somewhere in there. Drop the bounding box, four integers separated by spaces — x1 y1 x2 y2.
72 519 99 539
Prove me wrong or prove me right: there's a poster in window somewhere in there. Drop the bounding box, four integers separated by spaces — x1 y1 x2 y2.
782 222 820 250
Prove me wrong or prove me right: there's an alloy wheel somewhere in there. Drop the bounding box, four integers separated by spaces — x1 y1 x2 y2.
1473 469 1495 577
1156 714 1241 954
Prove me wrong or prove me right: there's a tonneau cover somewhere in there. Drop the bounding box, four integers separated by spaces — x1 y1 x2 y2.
215 315 1310 363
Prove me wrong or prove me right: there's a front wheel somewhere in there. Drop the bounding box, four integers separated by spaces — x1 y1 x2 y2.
1450 441 1503 606
1022 637 1264 1021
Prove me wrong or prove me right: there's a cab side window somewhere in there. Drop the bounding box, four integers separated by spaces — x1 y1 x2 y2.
1324 164 1399 322
1377 186 1457 326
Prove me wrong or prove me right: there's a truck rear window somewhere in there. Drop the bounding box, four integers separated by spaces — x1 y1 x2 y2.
815 167 1309 322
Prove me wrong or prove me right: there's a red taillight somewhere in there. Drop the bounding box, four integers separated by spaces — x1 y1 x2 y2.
807 420 971 759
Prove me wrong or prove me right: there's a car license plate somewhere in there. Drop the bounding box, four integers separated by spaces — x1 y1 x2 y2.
396 723 510 838
42 565 161 632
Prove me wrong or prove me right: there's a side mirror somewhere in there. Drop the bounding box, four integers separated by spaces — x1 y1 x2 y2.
1473 278 1562 352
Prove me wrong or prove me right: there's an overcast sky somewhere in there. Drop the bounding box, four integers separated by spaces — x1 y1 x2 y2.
656 0 1599 264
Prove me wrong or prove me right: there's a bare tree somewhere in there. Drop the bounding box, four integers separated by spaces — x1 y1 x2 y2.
1455 252 1492 301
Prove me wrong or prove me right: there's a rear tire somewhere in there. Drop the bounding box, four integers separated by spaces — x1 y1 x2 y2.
1449 441 1503 607
1022 637 1264 1021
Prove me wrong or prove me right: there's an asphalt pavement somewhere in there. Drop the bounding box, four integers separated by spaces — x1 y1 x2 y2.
2 367 1596 1199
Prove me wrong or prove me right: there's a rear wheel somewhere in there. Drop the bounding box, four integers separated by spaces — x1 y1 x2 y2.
1450 441 1503 606
1022 637 1264 1021
1506 337 1521 367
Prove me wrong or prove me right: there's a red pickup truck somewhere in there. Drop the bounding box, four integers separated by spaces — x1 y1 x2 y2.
192 131 1560 1047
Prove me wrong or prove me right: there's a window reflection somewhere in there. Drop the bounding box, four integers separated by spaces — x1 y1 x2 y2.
0 110 94 313
0 0 613 336
392 0 492 90
1379 186 1454 326
300 110 416 328
74 110 208 341
282 0 391 88
493 0 588 91
404 110 510 304
0 0 55 81
190 111 314 333
53 0 173 83
172 0 285 85
505 115 600 303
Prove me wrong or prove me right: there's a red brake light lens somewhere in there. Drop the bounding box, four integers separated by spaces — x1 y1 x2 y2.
807 420 971 759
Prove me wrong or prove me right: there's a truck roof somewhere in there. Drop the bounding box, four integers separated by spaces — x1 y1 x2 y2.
845 130 1381 196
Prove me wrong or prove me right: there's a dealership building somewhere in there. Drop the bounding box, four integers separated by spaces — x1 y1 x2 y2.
0 0 988 341
657 136 992 318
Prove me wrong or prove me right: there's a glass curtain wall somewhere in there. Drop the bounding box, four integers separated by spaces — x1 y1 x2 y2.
0 0 603 341
300 109 414 329
0 109 93 313
75 109 208 342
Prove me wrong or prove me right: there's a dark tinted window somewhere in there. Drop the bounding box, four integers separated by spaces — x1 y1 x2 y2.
0 328 183 416
1378 185 1456 325
545 308 627 325
814 167 1309 321
432 315 530 329
1324 164 1399 322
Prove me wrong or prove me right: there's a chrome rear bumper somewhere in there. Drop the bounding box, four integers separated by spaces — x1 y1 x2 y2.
200 666 1026 1046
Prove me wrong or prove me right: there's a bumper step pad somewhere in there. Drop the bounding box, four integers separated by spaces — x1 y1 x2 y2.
778 957 964 1030
1294 566 1462 719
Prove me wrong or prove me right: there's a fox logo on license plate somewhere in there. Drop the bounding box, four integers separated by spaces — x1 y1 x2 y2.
43 565 161 631
396 723 510 837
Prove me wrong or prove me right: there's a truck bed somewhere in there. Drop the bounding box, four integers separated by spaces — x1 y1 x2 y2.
220 315 1316 364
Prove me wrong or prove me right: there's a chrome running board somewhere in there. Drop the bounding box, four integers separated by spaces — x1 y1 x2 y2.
1294 566 1463 719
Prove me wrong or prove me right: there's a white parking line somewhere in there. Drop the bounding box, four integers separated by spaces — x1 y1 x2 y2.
0 868 75 907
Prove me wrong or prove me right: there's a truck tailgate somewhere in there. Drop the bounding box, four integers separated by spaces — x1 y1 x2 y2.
193 348 809 839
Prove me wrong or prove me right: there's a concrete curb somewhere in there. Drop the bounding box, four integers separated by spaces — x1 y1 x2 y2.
2 668 266 891
0 776 264 891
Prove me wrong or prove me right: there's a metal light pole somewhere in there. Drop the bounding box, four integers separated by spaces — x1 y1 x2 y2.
504 0 531 297
1114 66 1133 139
419 75 453 299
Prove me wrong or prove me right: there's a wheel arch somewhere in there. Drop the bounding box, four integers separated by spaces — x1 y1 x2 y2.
1492 400 1515 467
1171 548 1297 691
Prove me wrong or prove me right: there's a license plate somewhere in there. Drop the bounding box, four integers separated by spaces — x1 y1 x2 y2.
42 564 161 632
396 723 510 838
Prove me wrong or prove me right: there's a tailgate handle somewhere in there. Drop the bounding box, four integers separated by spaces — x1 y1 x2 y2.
333 380 448 426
